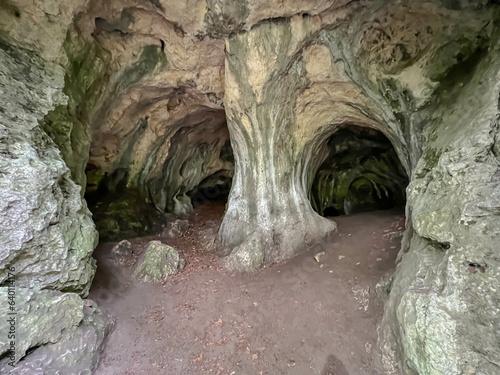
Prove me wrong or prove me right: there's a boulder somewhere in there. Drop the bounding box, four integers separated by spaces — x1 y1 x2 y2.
133 241 183 283
0 288 114 374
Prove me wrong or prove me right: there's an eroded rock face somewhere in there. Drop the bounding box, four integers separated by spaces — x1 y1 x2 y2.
0 4 109 373
217 1 500 373
0 288 114 374
378 26 500 375
1 0 500 374
0 42 97 296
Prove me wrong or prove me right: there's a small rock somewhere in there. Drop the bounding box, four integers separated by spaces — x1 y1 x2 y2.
162 219 190 238
314 251 326 262
111 240 134 265
133 241 183 283
198 226 219 252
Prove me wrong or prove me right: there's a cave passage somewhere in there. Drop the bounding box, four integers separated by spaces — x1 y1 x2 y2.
187 169 233 207
311 126 408 217
83 116 234 241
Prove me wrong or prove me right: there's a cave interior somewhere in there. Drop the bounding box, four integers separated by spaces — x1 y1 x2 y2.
1 1 499 374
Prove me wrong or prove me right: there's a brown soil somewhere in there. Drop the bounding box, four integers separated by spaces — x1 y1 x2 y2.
90 201 405 375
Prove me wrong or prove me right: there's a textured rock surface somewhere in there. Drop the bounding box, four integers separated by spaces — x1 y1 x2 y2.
0 0 87 61
217 1 500 372
0 42 98 295
6 300 114 375
0 288 83 363
110 240 134 265
0 288 114 373
378 21 500 374
133 241 183 283
0 4 111 374
1 0 500 374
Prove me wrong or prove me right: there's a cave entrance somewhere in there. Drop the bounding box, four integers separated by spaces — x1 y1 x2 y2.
310 126 408 217
187 169 232 207
83 111 234 242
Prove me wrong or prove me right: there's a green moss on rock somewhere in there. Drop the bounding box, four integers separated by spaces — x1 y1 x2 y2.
118 45 168 90
133 241 182 283
42 28 111 190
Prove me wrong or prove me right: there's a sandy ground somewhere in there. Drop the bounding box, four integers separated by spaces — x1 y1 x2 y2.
89 202 405 375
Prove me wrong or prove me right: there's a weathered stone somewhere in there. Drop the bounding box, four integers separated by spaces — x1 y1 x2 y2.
110 240 134 265
379 29 500 375
0 41 98 296
0 288 83 364
0 0 88 61
162 219 190 238
133 241 183 283
219 18 339 269
1 0 500 374
5 300 114 375
0 289 114 375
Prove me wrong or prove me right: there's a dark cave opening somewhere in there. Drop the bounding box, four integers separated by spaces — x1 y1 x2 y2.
187 170 232 207
310 126 408 218
187 139 234 208
83 117 234 242
84 165 165 242
323 206 341 217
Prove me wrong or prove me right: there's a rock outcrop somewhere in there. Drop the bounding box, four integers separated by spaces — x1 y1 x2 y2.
378 17 500 375
1 0 500 374
0 36 97 296
0 288 114 374
0 2 110 372
217 1 500 372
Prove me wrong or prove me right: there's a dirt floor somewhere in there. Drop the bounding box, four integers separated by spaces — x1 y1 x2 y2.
89 201 405 375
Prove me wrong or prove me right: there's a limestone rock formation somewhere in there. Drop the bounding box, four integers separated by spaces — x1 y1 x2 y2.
7 301 114 375
1 0 500 374
311 127 408 216
0 40 97 296
378 23 500 375
133 241 183 283
0 288 114 373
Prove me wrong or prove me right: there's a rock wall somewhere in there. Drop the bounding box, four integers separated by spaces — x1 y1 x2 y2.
378 18 500 375
0 2 113 372
216 0 500 373
1 0 499 374
0 38 96 296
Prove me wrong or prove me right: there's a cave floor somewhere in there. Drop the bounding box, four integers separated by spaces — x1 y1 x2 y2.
90 202 405 375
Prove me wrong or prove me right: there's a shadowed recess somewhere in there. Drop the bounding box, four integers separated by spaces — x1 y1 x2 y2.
311 126 408 217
